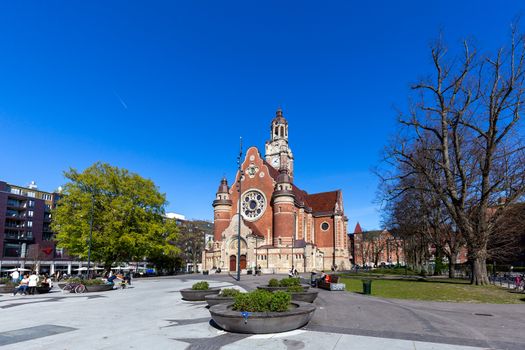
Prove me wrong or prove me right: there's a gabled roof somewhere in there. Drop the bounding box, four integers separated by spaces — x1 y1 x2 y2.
261 158 339 215
354 222 363 233
306 191 339 213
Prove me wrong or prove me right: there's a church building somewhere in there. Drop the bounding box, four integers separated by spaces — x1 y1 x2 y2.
202 109 349 273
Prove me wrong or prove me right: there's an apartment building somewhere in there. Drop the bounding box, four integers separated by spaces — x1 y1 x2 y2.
0 180 71 274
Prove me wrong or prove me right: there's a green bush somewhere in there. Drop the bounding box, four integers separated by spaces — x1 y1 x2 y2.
192 281 209 290
64 277 83 284
279 277 300 287
268 278 280 287
0 278 16 286
83 279 105 286
286 285 304 293
270 291 291 311
233 289 291 312
219 288 240 297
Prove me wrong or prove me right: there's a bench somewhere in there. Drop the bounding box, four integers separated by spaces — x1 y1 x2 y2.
317 275 339 290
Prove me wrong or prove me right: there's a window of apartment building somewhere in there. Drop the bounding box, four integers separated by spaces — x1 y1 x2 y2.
28 200 35 208
10 187 20 195
27 221 33 228
43 232 53 241
3 243 21 257
26 231 33 239
42 193 51 200
44 204 51 211
27 210 33 217
27 191 36 198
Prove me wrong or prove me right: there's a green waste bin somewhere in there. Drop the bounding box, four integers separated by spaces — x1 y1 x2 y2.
362 280 372 295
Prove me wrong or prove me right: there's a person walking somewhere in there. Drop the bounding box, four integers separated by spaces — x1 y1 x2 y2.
10 269 20 283
28 272 39 295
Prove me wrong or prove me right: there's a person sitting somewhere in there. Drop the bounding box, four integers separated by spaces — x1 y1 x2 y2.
41 274 53 289
13 274 30 296
106 274 118 285
316 271 327 287
288 265 295 278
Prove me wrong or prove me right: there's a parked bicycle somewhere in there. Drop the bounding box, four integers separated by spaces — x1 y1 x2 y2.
62 282 86 294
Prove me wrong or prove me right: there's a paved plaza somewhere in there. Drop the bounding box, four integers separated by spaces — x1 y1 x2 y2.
0 275 524 349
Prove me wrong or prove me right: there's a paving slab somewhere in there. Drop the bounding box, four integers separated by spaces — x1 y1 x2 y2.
0 275 522 349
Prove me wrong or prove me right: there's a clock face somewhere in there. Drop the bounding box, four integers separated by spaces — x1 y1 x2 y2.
272 157 280 167
241 190 266 221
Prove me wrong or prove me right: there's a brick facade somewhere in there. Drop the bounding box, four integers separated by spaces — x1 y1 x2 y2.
203 109 349 273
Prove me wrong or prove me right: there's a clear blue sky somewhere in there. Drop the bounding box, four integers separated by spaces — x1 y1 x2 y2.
0 1 523 231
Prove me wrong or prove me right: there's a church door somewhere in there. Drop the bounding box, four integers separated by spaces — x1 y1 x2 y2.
240 255 247 270
229 255 236 271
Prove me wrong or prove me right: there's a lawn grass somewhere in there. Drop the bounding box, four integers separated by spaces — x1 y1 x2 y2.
340 277 525 304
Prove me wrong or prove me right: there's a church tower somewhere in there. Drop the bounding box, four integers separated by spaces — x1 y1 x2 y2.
265 108 294 180
212 177 232 242
272 167 295 247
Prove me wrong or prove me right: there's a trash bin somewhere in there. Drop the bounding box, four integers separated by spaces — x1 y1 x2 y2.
310 272 317 287
362 279 372 295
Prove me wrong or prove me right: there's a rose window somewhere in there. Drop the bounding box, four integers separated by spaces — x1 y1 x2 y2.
241 190 266 221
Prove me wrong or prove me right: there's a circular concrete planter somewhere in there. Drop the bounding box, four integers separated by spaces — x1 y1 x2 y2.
0 285 14 294
257 285 309 292
180 288 220 301
209 301 316 334
290 290 318 303
85 284 114 292
205 294 235 307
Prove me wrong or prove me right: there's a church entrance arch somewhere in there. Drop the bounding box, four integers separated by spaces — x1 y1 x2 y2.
229 254 247 271
229 255 236 271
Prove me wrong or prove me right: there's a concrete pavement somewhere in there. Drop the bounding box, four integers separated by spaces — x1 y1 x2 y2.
0 274 522 349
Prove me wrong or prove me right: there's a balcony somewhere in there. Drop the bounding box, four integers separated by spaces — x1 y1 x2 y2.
3 232 34 241
6 200 23 209
5 214 26 220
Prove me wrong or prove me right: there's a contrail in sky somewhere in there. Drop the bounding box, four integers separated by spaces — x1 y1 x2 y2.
113 90 128 110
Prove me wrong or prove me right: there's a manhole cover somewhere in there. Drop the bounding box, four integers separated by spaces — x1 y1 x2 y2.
474 313 493 317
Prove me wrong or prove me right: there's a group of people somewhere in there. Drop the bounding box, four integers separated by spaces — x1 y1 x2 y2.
10 270 53 296
104 271 132 287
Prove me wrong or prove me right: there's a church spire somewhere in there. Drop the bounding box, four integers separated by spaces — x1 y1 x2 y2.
271 108 288 141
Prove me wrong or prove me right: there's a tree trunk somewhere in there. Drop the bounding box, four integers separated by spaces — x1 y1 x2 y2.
448 253 456 279
471 255 489 285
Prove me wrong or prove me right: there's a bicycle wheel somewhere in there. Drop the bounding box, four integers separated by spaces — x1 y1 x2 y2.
74 284 86 294
62 284 72 293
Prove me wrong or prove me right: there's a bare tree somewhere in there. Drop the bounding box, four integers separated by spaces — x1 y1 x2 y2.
381 27 525 285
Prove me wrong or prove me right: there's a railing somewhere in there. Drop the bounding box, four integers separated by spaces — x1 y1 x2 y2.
3 232 34 240
489 275 525 291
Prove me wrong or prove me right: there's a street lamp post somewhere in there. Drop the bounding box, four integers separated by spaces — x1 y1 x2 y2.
86 189 95 279
236 137 243 281
292 212 296 272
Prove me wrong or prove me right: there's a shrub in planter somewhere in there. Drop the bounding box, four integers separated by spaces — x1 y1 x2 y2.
210 289 315 334
205 288 241 306
0 278 16 286
286 285 305 293
83 279 105 286
219 288 240 297
192 281 210 290
233 289 291 312
279 277 300 287
64 277 83 284
268 278 279 287
181 281 219 301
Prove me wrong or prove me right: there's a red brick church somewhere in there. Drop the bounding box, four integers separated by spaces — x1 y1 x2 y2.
202 109 349 273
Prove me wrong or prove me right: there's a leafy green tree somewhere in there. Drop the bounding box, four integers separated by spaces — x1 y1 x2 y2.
51 162 179 272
